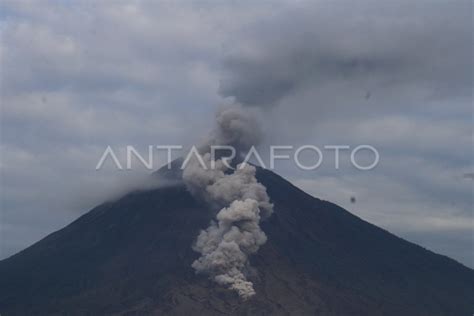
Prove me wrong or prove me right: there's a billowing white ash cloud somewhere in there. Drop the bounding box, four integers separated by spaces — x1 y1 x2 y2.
192 198 267 299
182 105 273 299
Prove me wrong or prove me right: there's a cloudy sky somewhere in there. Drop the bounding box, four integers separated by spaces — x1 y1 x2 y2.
0 1 472 267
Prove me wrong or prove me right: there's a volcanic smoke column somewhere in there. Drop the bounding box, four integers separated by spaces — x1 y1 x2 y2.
182 106 273 299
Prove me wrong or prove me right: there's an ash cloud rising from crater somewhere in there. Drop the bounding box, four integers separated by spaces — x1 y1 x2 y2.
182 105 273 299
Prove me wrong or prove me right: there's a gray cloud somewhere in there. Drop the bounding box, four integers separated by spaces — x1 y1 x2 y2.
219 0 472 109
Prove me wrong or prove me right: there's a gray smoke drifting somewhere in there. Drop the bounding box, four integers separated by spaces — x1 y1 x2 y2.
182 105 273 299
183 153 272 217
203 105 263 155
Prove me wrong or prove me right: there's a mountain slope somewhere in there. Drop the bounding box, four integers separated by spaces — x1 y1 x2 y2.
0 167 473 315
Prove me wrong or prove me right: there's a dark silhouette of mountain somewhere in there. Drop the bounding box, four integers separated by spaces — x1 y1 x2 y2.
0 164 473 315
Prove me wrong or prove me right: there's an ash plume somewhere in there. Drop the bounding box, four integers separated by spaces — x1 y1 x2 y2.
202 105 263 156
183 153 272 217
192 198 267 299
182 105 273 299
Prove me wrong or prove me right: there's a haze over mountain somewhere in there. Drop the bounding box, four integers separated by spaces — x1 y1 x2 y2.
1 162 472 315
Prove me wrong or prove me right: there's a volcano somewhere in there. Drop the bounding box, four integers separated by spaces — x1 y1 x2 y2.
0 163 473 315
